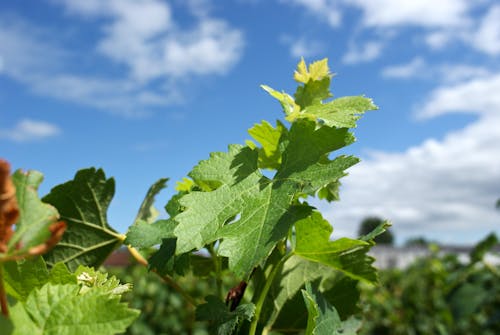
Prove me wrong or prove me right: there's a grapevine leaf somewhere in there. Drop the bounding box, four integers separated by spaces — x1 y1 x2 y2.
4 257 77 301
173 121 358 278
133 178 168 225
262 255 335 328
8 170 60 255
125 219 176 249
360 220 391 243
294 211 378 283
248 120 287 170
3 256 49 301
302 283 361 335
261 85 299 116
196 295 255 335
294 77 332 110
42 168 122 271
47 262 76 285
75 266 132 295
175 177 194 192
9 283 139 335
294 58 330 84
290 96 377 128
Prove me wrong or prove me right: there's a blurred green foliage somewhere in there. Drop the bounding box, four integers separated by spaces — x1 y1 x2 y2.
109 265 210 335
359 234 500 335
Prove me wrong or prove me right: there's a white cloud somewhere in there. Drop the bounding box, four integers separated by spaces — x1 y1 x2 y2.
382 58 491 83
342 41 384 64
381 57 426 79
418 73 500 119
346 0 471 28
0 1 244 116
283 0 342 27
281 36 325 58
0 119 61 142
470 4 500 55
318 72 500 245
58 0 244 82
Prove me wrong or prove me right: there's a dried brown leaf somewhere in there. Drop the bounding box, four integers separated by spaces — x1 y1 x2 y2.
0 159 19 253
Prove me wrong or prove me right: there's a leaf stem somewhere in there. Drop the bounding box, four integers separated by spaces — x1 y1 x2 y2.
249 252 292 335
208 243 223 299
0 264 9 317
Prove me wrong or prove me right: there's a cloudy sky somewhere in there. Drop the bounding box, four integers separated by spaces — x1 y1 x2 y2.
1 0 499 245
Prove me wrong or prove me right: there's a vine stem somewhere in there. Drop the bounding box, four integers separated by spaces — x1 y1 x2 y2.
126 244 197 307
249 252 292 335
208 244 223 299
0 264 9 317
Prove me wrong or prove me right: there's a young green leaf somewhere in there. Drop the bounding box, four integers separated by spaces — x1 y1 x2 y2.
289 96 377 128
42 168 122 271
9 283 139 335
294 211 378 283
293 58 330 84
248 120 287 170
75 266 132 295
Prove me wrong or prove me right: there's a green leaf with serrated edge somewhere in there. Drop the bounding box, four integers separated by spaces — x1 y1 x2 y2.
261 85 299 116
294 58 330 84
4 257 77 301
42 168 122 271
75 266 132 295
173 121 357 278
189 144 257 190
294 211 378 283
261 255 335 328
248 120 287 170
302 283 361 335
9 283 139 335
48 262 76 285
294 77 332 110
469 232 498 264
6 170 59 255
359 220 391 243
196 295 255 335
289 96 377 128
125 219 175 249
133 178 168 225
175 177 194 192
165 192 185 217
3 256 49 301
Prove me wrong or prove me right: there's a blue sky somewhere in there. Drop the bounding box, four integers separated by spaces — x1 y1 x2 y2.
1 0 499 245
